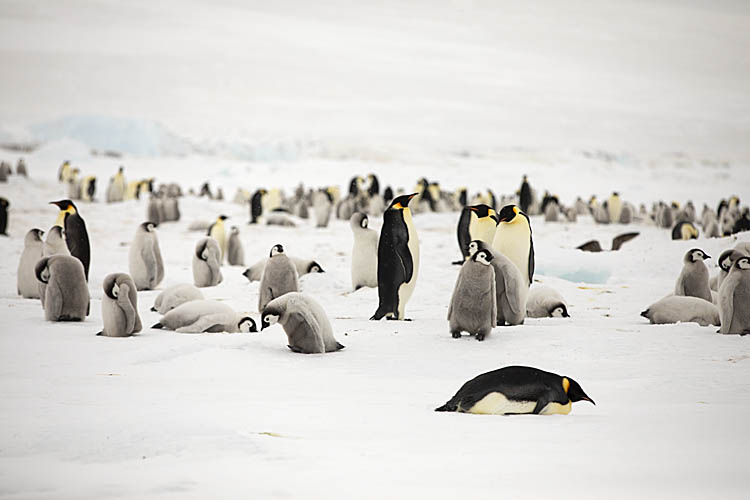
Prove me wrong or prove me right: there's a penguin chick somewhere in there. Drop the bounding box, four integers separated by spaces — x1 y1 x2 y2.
674 248 711 302
350 212 378 290
526 285 570 318
260 292 344 353
447 249 496 341
469 241 527 326
242 256 324 282
192 237 223 287
640 295 719 327
435 366 594 415
42 226 70 257
226 226 245 266
718 256 750 335
128 222 165 291
98 273 142 337
152 300 256 333
17 228 44 298
712 249 743 291
151 283 205 314
207 215 229 263
258 244 299 312
312 190 333 228
35 255 89 321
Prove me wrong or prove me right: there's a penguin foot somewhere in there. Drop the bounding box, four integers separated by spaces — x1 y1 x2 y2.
451 331 461 339
95 331 103 336
476 333 485 341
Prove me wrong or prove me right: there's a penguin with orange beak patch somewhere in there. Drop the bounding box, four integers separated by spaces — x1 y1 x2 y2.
491 204 534 287
371 193 420 321
50 199 90 281
454 204 497 264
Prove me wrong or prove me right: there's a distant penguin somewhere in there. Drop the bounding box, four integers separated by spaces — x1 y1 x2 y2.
526 285 570 318
491 205 534 287
519 176 532 214
250 189 267 223
58 161 71 182
447 248 496 341
226 226 245 266
98 273 142 337
435 366 595 415
16 158 27 177
718 256 750 335
146 195 161 225
50 199 90 281
383 186 394 204
17 228 44 298
192 237 223 287
619 203 634 224
0 197 8 235
80 176 96 202
366 173 380 196
641 295 719 326
674 248 711 302
469 241 526 326
151 283 204 314
672 221 699 240
35 255 89 321
163 196 180 222
544 202 559 222
152 300 256 333
657 204 674 229
607 192 622 224
350 212 378 290
43 226 70 257
312 190 333 228
371 194 420 320
66 169 81 199
260 292 344 353
128 222 165 291
455 204 497 261
207 215 229 263
258 244 299 312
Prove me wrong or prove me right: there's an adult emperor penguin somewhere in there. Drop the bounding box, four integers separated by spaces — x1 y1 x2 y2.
469 241 526 326
491 204 534 288
35 255 90 321
153 300 256 333
50 199 91 281
151 283 204 314
226 226 245 266
435 366 595 415
674 248 712 302
128 222 165 290
607 192 622 224
671 221 699 240
207 215 229 263
261 292 344 353
350 212 378 290
641 296 719 326
58 160 71 182
258 244 299 312
447 248 496 341
0 197 8 236
192 237 223 287
98 273 142 337
80 176 96 202
43 226 70 256
370 193 420 321
455 204 497 262
17 228 44 298
249 189 267 224
718 256 750 335
519 175 532 214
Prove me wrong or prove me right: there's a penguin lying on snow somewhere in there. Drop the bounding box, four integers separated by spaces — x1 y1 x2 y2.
261 292 344 353
242 256 324 282
577 232 639 252
641 295 719 327
672 221 699 240
151 283 204 314
435 366 594 415
98 273 142 337
526 285 570 318
152 300 256 333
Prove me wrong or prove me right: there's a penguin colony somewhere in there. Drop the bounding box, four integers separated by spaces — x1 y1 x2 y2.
5 161 750 417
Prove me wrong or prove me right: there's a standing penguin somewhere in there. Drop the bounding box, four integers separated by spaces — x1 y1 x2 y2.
42 226 70 257
80 176 96 202
674 248 712 302
226 226 245 266
519 176 531 214
718 256 750 334
146 195 162 225
50 200 91 281
128 222 165 291
192 237 223 287
491 204 535 287
711 249 742 291
371 193 420 321
312 190 333 228
0 197 9 236
455 204 497 262
350 212 378 290
16 158 28 177
207 215 229 263
258 244 299 312
469 241 526 326
447 248 496 341
260 292 344 353
17 228 44 298
250 189 267 224
607 192 622 224
672 221 699 240
35 255 90 321
435 366 595 415
98 273 142 337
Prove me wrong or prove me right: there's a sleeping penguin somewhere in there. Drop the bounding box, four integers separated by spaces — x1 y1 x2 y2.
435 366 595 415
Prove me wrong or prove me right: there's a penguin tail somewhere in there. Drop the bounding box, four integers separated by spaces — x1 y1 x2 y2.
435 401 457 412
95 331 103 336
151 322 164 329
640 309 649 318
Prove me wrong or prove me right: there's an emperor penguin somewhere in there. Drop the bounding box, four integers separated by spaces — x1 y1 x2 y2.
80 176 96 202
469 241 526 326
641 295 719 326
260 292 344 353
109 166 126 202
151 283 204 314
455 204 497 262
370 193 420 321
718 256 750 335
0 197 8 236
491 204 534 288
16 158 27 177
674 248 712 302
447 248 496 341
128 222 165 291
526 285 570 318
607 192 622 224
250 189 267 224
163 196 180 222
98 273 142 337
226 226 245 266
243 256 324 282
258 244 299 312
519 176 532 214
671 221 699 240
50 199 91 281
207 215 229 263
711 249 741 291
43 226 70 256
350 212 378 290
152 300 256 333
312 190 333 228
58 160 71 182
192 237 223 287
146 195 162 225
17 228 44 298
35 255 90 321
435 366 595 415
66 168 81 199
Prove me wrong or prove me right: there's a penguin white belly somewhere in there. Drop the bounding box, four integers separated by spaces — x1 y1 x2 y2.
540 401 572 415
493 223 530 284
397 209 420 318
471 217 497 245
209 225 226 260
466 392 537 415
608 198 622 223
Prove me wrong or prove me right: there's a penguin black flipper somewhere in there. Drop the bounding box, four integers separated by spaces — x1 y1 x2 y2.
456 207 472 260
611 232 639 251
207 221 216 236
527 236 535 284
151 322 164 329
371 212 412 320
64 212 91 281
577 240 602 252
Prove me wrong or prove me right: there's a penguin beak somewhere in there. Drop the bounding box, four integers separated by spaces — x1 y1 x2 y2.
407 193 418 201
490 215 499 223
582 396 595 405
261 323 267 331
702 254 711 260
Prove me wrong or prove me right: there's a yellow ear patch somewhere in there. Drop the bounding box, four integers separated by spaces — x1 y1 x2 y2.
513 206 519 215
562 377 570 393
393 202 403 210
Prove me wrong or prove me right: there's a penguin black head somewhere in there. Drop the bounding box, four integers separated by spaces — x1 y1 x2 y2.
389 193 418 211
103 275 120 300
230 226 239 235
563 376 595 405
118 166 124 173
260 307 281 330
736 256 750 271
497 204 522 223
270 244 284 257
242 268 251 279
469 204 496 220
0 197 8 208
34 257 50 284
686 248 710 263
612 191 619 196
30 228 44 241
360 214 368 229
717 250 737 272
50 199 77 213
467 240 489 257
140 222 156 232
196 240 209 260
238 316 258 333
472 249 494 266
308 261 324 273
549 303 570 318
218 215 229 221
